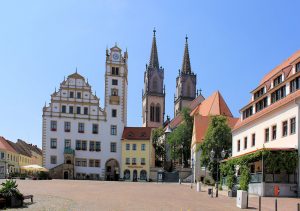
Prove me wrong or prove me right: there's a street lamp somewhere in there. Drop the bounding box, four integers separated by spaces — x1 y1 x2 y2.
189 158 194 188
210 148 227 198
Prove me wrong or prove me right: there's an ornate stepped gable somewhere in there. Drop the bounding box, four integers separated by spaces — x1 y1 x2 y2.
43 71 106 120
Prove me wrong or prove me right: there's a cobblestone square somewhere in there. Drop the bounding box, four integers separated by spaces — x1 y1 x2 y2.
2 179 299 211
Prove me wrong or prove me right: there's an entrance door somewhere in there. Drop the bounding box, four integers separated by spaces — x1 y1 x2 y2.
105 159 120 181
133 170 137 182
64 171 69 179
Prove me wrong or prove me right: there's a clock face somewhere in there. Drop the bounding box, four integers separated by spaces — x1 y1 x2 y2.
112 53 120 61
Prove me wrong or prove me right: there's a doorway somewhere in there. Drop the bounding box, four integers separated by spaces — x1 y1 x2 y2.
64 171 69 179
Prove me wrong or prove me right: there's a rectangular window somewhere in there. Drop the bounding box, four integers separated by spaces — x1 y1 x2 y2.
69 106 74 114
50 121 57 131
273 75 282 87
112 79 118 85
62 105 66 113
237 140 240 152
126 158 130 165
141 144 146 151
141 158 145 165
78 123 84 133
50 138 57 149
64 122 71 132
76 140 81 150
95 141 101 151
254 87 265 100
255 97 268 112
69 91 74 98
65 139 71 149
132 144 136 151
251 134 255 147
77 107 81 114
92 124 99 134
112 109 117 117
75 158 87 167
243 106 253 119
290 76 300 93
132 158 136 165
1 152 4 159
296 62 300 72
84 107 88 115
110 142 117 152
282 121 288 137
244 137 247 149
77 92 81 99
290 117 296 134
89 159 94 167
111 125 117 135
112 67 119 75
50 156 57 164
126 144 130 150
272 125 277 140
89 141 95 151
271 85 286 104
265 128 269 142
95 160 100 167
82 140 87 151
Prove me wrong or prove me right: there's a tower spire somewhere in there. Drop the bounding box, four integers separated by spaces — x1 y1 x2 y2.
181 35 192 74
149 28 159 69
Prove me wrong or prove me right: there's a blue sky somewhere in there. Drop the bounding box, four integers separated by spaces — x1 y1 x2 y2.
0 0 299 147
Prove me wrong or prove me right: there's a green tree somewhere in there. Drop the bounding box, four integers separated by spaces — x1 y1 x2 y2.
198 115 232 181
152 127 165 165
167 107 193 167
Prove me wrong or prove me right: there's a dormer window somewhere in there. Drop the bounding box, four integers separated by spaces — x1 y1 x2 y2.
273 75 282 87
296 62 300 73
112 67 119 75
254 87 265 100
242 106 253 119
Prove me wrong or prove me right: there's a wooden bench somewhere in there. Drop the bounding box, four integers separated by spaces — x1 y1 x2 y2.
23 195 33 204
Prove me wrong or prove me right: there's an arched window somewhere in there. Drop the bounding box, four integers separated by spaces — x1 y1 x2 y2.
140 170 147 180
124 169 130 180
155 104 160 122
150 104 155 122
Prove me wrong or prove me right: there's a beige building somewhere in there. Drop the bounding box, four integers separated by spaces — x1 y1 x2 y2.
121 127 154 181
232 50 300 196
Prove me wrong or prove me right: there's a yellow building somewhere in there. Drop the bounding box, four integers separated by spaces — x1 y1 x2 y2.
121 127 154 181
0 137 20 178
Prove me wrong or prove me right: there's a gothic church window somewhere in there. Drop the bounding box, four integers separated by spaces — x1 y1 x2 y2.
150 104 155 122
155 104 160 122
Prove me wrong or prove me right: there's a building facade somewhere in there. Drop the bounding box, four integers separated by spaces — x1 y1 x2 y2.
232 50 300 196
42 45 128 180
142 29 165 128
121 127 154 181
0 137 19 178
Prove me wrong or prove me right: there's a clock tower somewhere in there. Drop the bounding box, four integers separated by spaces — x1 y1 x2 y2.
142 29 165 128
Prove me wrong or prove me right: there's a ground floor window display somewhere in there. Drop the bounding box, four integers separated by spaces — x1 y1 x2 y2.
123 169 148 181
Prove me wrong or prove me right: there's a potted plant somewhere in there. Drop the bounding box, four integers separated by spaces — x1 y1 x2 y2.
236 166 250 209
0 180 23 208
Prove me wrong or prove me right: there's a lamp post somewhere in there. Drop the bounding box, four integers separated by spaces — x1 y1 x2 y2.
190 158 194 188
210 148 226 198
164 126 172 170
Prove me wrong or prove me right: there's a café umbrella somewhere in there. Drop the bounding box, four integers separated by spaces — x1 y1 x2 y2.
20 165 49 172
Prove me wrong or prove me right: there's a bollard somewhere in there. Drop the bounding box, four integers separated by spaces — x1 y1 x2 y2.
275 199 277 211
197 182 201 192
179 178 181 185
258 196 261 211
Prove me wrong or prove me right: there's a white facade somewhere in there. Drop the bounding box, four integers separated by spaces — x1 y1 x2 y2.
42 45 128 180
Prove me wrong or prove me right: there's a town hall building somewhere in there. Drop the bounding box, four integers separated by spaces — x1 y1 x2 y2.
42 45 128 180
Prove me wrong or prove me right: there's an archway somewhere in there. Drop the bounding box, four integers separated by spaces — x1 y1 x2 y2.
133 170 137 182
124 169 130 180
105 159 120 181
64 171 69 179
140 170 147 180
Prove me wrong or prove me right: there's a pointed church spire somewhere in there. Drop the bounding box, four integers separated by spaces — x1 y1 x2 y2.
149 28 159 69
181 35 192 74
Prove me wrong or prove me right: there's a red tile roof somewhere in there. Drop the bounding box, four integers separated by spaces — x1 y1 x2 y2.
234 89 300 131
122 127 153 140
191 91 238 146
0 136 17 153
259 50 300 86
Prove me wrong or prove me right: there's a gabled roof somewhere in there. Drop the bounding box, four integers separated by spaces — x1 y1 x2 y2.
122 127 153 140
0 136 17 153
7 140 31 157
191 91 233 117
